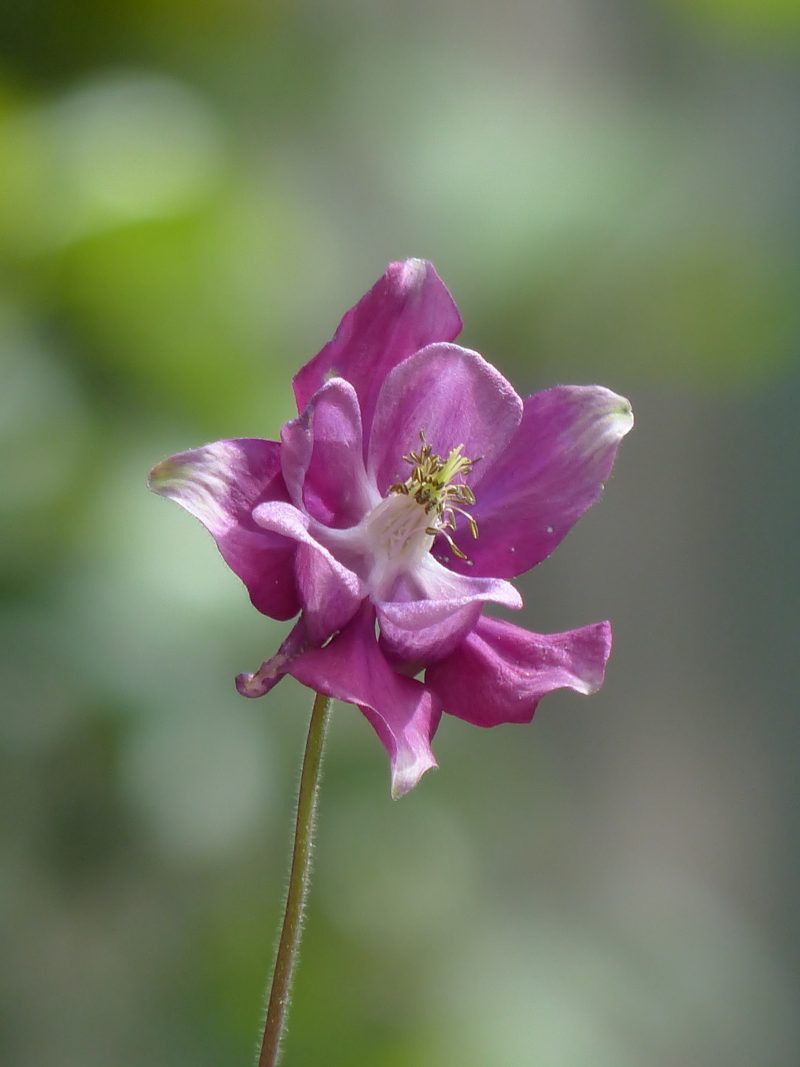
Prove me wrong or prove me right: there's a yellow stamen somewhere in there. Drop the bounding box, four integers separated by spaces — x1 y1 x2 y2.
390 430 480 561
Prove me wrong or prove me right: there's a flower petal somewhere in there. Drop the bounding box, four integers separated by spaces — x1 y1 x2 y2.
438 386 634 578
235 617 309 698
148 439 298 619
410 553 523 607
425 615 612 727
293 259 462 445
280 378 379 528
252 501 363 644
377 555 522 665
290 604 441 798
378 599 482 668
367 343 523 495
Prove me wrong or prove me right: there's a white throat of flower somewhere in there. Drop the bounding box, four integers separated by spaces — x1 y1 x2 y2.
360 492 436 597
373 431 482 596
389 431 479 557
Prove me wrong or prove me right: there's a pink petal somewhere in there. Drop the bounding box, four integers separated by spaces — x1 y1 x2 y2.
290 604 441 798
439 385 633 578
367 343 523 495
378 599 482 667
280 378 379 528
236 617 309 698
252 501 363 644
425 615 612 727
148 439 298 619
377 556 522 665
293 259 462 446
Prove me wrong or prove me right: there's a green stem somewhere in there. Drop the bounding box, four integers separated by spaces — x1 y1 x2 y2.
257 691 332 1067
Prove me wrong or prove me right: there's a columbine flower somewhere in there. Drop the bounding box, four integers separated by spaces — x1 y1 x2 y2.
149 260 633 798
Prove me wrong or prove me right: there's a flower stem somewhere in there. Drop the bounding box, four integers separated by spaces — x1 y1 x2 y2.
257 691 332 1067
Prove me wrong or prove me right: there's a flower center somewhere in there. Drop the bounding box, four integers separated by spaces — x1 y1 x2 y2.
389 430 480 561
358 492 435 599
317 431 480 601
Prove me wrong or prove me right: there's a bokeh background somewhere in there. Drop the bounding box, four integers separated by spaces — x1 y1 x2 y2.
2 1 799 1064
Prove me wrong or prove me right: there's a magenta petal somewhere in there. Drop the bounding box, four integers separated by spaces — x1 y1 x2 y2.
148 439 299 619
290 604 441 798
377 556 522 664
440 386 634 578
252 502 363 644
367 343 523 495
293 259 462 445
425 615 612 727
378 599 482 666
235 617 310 698
281 378 378 528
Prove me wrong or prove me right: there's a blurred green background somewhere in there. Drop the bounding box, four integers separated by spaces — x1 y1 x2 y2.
2 1 799 1064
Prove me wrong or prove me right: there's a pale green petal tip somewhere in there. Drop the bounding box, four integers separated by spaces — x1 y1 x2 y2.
148 457 186 495
607 393 634 437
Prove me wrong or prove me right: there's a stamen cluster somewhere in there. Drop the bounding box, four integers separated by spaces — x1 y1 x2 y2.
390 431 480 561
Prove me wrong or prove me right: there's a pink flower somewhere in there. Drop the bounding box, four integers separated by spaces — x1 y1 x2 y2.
149 260 633 797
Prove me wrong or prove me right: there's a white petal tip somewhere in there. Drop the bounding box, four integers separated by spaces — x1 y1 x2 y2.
398 257 427 284
574 671 606 696
390 754 438 800
605 393 634 437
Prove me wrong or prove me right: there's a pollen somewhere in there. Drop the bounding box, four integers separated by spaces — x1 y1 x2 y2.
390 430 480 561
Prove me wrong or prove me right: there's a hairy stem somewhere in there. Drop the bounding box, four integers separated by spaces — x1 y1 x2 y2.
257 691 332 1067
